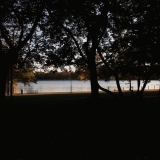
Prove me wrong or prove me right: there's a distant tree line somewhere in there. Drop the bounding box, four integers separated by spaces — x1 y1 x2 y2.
35 71 78 80
34 71 160 81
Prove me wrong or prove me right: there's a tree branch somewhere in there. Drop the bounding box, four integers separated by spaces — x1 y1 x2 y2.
46 5 88 65
97 82 118 98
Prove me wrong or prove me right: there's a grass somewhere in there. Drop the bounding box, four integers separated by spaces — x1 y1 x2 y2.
1 91 160 160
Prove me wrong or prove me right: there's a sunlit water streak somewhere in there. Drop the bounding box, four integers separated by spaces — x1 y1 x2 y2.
13 80 160 94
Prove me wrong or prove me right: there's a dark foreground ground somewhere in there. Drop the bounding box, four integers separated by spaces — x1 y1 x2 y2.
1 92 160 160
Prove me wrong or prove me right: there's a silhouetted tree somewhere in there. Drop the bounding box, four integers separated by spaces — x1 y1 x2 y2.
0 0 45 101
97 0 160 98
45 0 123 99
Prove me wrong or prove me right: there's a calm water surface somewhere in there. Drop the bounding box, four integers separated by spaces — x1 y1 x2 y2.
14 80 160 94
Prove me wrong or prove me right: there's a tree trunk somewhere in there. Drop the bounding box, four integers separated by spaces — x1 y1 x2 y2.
135 76 141 98
98 82 118 98
88 52 99 100
115 74 123 98
129 80 132 91
10 66 13 100
7 76 10 95
139 79 149 98
89 63 99 99
1 68 8 102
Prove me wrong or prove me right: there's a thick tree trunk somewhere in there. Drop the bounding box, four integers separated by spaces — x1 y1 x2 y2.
10 66 13 100
1 68 8 102
89 63 99 99
88 53 99 100
7 76 10 95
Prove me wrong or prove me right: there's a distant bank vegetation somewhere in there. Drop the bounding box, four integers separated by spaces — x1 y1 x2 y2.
35 71 87 80
35 71 159 81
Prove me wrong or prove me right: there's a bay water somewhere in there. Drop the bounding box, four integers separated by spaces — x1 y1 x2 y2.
14 80 160 94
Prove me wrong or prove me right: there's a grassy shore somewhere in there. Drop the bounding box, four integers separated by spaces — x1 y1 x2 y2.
1 92 160 160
